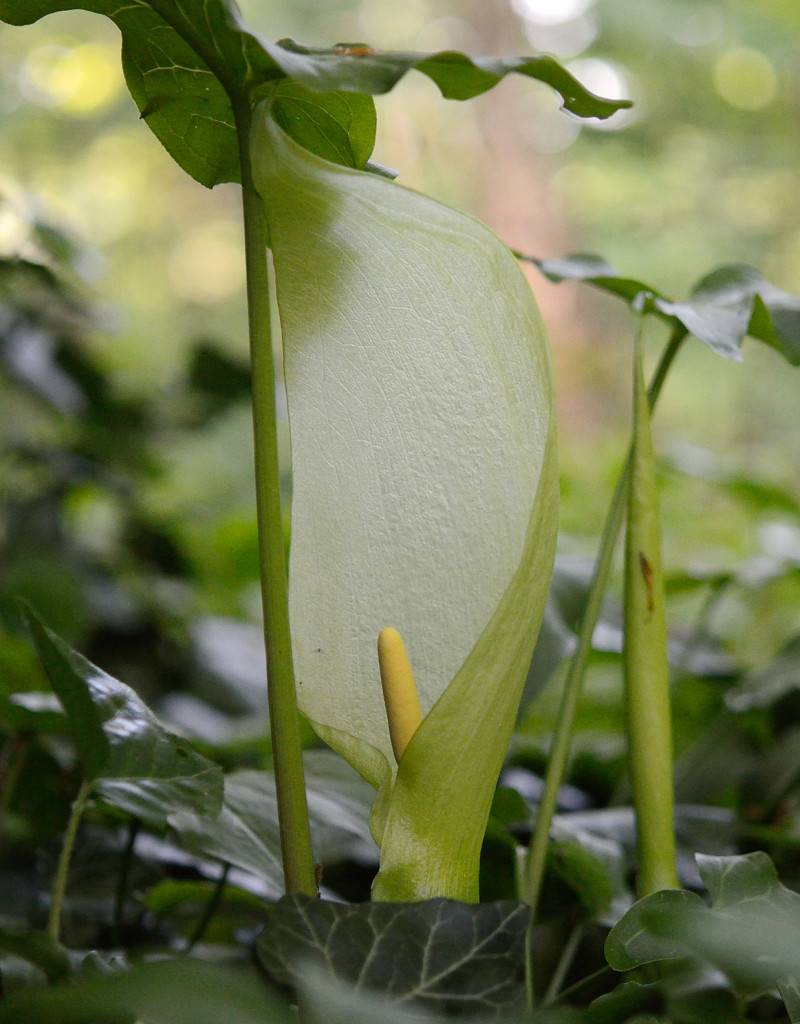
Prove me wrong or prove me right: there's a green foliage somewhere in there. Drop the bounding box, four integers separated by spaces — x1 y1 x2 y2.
257 894 529 1018
26 609 223 826
606 852 800 1013
0 1 627 187
523 254 800 365
170 751 375 892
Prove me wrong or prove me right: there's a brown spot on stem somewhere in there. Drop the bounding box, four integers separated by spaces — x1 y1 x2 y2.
639 551 655 613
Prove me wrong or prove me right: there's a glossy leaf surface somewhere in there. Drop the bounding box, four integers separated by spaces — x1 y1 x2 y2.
254 118 557 901
26 610 223 827
170 751 376 893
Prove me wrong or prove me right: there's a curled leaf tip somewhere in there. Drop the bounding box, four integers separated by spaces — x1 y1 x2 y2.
378 628 423 763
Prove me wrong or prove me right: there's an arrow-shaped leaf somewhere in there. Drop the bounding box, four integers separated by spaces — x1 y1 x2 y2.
25 608 223 827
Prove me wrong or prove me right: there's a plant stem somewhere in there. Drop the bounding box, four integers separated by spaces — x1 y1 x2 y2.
48 778 92 942
113 817 140 946
185 862 230 953
543 923 585 1005
624 322 678 897
235 103 316 897
523 325 686 1000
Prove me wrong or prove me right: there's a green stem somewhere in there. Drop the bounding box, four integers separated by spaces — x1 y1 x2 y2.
185 862 230 953
235 102 316 897
523 325 687 999
624 322 678 897
113 817 141 946
48 779 92 942
543 922 585 1005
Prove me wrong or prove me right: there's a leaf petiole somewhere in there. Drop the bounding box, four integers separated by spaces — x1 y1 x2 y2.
48 779 92 942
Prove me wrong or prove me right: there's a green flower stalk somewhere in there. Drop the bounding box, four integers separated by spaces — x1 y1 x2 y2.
623 326 679 897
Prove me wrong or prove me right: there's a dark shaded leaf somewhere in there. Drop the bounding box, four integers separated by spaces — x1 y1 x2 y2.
0 927 71 983
587 981 661 1023
549 820 631 925
25 608 108 779
0 959 289 1024
523 254 800 366
26 608 223 827
257 895 529 1018
170 750 377 894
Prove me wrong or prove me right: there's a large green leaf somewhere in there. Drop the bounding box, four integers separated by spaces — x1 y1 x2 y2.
253 117 558 901
257 895 529 1019
525 255 800 366
26 610 223 827
0 3 628 186
170 750 376 894
606 852 800 1015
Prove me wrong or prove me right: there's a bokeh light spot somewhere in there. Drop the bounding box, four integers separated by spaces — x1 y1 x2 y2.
169 221 245 305
713 48 777 110
22 42 122 116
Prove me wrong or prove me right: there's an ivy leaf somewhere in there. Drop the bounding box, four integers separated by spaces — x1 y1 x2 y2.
253 117 558 902
256 895 529 1019
170 751 376 892
0 3 629 187
524 254 800 366
605 852 800 1012
25 608 223 827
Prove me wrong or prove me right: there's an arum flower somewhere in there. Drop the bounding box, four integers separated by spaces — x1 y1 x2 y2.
253 112 558 902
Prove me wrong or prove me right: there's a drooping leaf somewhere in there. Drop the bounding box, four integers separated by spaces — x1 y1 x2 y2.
605 852 800 1012
25 609 223 827
170 750 377 893
1 3 628 187
524 254 800 366
271 39 631 118
622 329 677 897
257 895 529 1019
253 116 558 901
0 959 290 1024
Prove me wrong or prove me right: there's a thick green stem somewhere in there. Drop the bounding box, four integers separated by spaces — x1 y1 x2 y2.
235 104 316 897
48 779 91 941
624 324 678 897
523 325 686 1000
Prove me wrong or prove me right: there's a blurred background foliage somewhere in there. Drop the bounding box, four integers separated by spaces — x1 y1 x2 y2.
1 0 799 945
